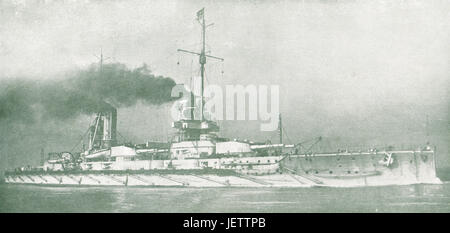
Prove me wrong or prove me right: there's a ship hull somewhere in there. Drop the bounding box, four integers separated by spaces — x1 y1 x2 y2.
3 150 441 187
279 150 441 187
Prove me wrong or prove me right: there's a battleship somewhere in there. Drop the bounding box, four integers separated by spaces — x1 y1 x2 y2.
2 8 442 188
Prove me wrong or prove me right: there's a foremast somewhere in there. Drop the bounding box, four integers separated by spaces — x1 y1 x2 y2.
173 8 223 144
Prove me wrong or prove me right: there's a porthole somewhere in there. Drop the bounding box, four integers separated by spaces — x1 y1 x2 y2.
258 160 260 163
267 160 270 163
315 171 319 174
305 171 309 174
347 171 351 174
338 164 342 167
355 171 359 174
329 171 333 174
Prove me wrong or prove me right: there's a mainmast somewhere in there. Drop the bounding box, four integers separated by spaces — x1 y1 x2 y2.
178 8 223 121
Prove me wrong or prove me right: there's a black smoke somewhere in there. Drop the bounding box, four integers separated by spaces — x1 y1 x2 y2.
0 63 177 123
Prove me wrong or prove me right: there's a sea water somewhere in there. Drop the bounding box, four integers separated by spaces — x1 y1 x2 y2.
1 182 450 213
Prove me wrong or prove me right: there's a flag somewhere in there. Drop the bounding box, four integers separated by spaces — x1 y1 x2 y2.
197 8 204 20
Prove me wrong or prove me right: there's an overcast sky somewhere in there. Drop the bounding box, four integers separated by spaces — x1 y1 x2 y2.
0 0 449 167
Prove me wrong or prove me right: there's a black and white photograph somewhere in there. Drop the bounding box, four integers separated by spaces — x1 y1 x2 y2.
0 0 449 216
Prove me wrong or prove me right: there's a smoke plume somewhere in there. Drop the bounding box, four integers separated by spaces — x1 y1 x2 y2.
0 63 178 123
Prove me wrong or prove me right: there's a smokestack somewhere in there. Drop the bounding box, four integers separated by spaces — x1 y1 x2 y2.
88 125 95 151
102 107 117 149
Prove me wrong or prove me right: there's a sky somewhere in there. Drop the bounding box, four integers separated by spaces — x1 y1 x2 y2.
0 0 449 168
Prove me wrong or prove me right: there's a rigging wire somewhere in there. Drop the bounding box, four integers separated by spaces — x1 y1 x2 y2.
281 125 293 145
69 116 98 153
116 130 129 144
69 126 91 153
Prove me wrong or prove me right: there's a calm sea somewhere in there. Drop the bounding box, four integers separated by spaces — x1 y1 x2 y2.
1 182 450 213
